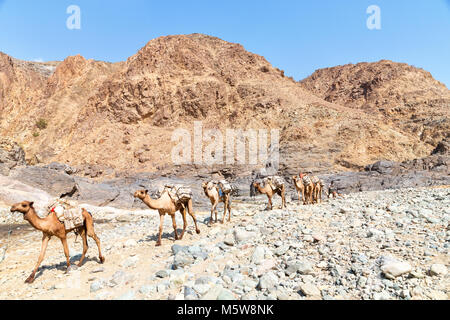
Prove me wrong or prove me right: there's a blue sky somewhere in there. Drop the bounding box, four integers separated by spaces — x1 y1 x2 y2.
0 1 449 87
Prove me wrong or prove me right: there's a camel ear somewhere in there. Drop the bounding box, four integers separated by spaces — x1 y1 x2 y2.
29 202 34 207
145 189 148 194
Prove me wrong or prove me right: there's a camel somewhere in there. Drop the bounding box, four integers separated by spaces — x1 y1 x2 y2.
134 189 200 246
292 175 305 205
299 173 314 205
10 201 105 284
253 180 286 210
202 181 231 225
311 176 324 204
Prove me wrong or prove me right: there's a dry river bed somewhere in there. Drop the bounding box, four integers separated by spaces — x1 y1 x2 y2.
0 186 448 300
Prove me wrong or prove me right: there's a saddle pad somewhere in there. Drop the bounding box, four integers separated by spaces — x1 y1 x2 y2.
302 175 312 186
164 185 192 204
63 209 84 230
218 180 232 193
311 176 320 184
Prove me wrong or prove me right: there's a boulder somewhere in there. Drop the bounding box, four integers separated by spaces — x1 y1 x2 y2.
9 166 76 197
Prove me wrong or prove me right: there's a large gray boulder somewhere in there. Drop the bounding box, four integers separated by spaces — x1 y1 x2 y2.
9 166 77 197
74 177 120 207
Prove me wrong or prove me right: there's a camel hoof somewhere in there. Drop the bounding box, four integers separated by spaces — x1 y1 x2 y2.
25 276 35 284
99 256 105 264
155 242 162 247
196 229 200 234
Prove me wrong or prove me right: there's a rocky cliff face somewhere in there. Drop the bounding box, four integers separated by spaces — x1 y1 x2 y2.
1 35 449 177
300 60 450 148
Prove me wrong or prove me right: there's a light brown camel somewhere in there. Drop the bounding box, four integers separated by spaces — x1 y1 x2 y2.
299 173 314 205
292 175 305 205
10 201 104 284
134 189 200 247
202 182 231 225
253 181 286 210
311 176 324 204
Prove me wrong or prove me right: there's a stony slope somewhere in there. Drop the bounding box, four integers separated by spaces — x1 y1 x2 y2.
0 186 448 300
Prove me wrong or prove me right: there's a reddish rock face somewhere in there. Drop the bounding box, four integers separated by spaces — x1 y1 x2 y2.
0 34 449 176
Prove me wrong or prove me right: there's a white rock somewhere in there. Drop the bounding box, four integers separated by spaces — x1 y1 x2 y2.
299 283 321 297
381 261 412 279
429 264 448 277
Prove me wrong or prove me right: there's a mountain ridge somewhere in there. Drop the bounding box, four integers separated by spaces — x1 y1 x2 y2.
0 34 448 177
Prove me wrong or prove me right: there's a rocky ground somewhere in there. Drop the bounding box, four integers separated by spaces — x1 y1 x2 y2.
0 185 448 300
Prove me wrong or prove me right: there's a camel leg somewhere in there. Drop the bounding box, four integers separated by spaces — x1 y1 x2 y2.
61 237 71 269
156 213 164 247
227 196 232 222
187 199 200 234
208 199 214 226
85 215 105 263
282 189 286 208
267 195 272 210
178 207 188 240
171 214 179 241
77 228 88 267
213 200 218 223
26 234 50 283
221 197 227 224
318 186 322 203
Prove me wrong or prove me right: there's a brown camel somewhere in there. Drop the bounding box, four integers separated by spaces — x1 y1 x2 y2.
202 181 231 225
299 173 314 205
292 175 305 205
10 201 105 284
134 189 200 247
253 181 286 210
311 176 324 204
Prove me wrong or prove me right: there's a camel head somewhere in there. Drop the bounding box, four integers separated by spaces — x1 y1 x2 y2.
292 175 298 181
253 181 260 188
10 201 34 214
201 182 208 190
134 189 148 200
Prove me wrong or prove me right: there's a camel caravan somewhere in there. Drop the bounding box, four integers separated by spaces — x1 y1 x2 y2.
8 172 339 283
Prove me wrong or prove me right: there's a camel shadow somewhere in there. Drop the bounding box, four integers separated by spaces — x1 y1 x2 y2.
142 230 183 244
31 255 101 280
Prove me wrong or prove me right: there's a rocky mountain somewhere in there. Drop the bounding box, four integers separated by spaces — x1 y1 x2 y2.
300 60 450 148
1 34 449 179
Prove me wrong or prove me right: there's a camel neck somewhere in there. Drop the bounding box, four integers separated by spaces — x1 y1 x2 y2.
143 194 162 209
25 208 45 231
256 185 266 193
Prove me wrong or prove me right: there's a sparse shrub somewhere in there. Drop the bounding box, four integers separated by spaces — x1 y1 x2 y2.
36 119 48 130
260 66 270 73
32 132 40 137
